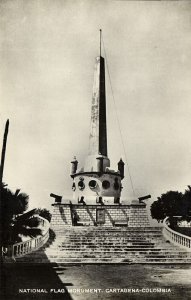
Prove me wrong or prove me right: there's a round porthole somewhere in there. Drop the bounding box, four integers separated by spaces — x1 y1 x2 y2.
89 180 97 189
102 180 110 189
78 180 85 190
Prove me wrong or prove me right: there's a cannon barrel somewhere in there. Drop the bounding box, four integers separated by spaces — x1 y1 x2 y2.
138 195 151 202
50 193 62 203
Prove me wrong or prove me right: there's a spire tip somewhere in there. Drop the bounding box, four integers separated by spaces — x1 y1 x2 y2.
99 29 102 57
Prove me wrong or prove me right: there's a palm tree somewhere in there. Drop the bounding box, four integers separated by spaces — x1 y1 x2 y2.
10 210 42 243
1 183 42 246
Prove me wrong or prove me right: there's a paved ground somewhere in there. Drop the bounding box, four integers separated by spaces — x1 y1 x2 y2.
61 264 191 300
1 263 191 300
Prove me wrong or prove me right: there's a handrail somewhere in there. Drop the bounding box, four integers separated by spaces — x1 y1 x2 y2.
163 217 191 251
5 216 50 259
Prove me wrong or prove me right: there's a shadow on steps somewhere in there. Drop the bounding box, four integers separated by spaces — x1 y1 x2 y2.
1 229 73 300
1 262 73 300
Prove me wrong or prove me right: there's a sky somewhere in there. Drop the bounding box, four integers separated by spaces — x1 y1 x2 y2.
1 0 191 219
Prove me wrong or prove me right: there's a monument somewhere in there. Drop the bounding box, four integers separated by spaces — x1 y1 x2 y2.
51 31 150 228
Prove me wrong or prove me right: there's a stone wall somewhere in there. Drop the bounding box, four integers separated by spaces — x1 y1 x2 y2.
128 204 150 227
51 204 72 227
51 203 150 228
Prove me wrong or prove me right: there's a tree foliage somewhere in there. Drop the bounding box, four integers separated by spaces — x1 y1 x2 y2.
36 208 52 222
151 186 191 223
1 185 29 221
1 183 42 245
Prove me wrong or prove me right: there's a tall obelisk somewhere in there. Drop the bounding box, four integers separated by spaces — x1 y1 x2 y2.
85 30 110 172
71 30 124 204
89 55 107 157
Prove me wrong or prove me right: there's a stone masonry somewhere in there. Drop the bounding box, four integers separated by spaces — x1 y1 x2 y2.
51 204 72 227
51 202 150 228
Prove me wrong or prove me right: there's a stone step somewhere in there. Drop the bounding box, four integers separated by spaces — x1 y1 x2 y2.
17 249 170 258
18 253 140 258
44 249 191 255
60 236 163 241
53 232 163 236
15 226 191 265
60 238 154 241
42 245 184 254
65 230 162 232
55 232 162 239
52 227 162 231
17 257 191 264
44 251 191 257
44 250 155 255
44 252 191 259
16 252 191 264
69 240 156 243
16 251 191 259
61 238 154 241
145 255 191 258
59 236 161 240
57 244 157 248
56 247 155 251
51 237 155 240
44 245 182 251
54 230 162 234
44 246 161 251
141 257 191 262
48 240 158 244
58 243 155 247
66 253 190 257
58 240 160 244
61 235 163 239
61 231 162 234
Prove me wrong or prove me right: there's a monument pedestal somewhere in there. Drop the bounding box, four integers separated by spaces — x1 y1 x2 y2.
51 201 150 228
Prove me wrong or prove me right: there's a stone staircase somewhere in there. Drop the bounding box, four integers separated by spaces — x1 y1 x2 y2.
16 226 191 264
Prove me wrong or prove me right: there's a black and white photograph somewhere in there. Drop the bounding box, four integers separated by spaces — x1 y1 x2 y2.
1 0 191 299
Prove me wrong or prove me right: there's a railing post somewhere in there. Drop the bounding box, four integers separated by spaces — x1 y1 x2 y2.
163 217 191 252
7 245 13 258
5 217 50 259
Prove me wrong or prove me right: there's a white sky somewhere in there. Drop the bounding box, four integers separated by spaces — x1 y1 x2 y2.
1 0 191 216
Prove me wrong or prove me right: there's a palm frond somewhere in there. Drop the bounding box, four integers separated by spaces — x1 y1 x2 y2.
16 226 42 238
16 216 40 228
